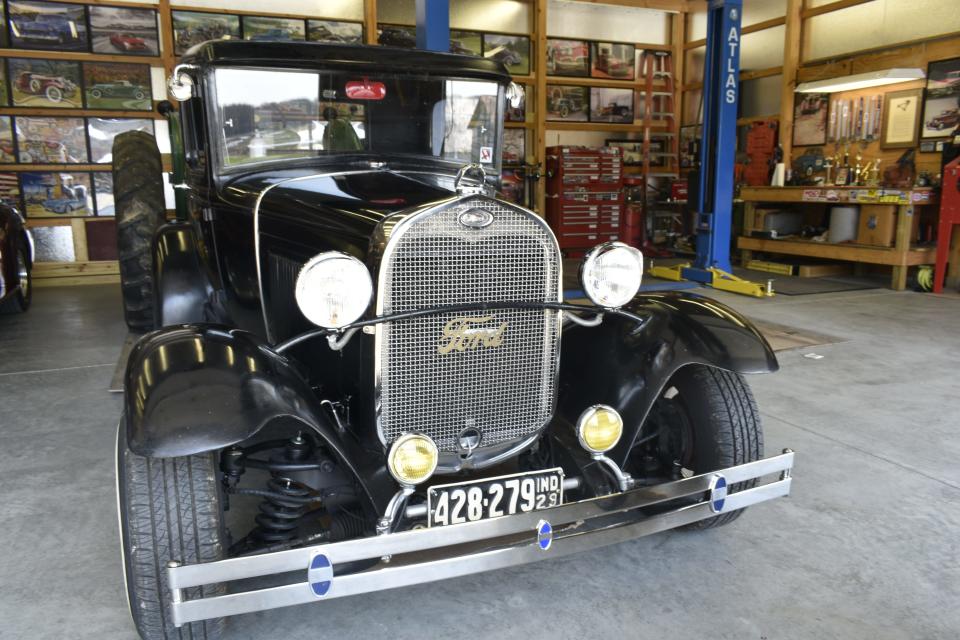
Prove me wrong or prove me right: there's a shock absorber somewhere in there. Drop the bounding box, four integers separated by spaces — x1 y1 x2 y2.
253 434 315 544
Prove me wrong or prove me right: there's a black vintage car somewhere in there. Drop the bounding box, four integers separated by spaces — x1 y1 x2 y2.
113 41 794 639
0 206 32 313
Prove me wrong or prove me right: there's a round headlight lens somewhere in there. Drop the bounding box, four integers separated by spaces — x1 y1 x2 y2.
295 252 373 329
580 242 643 308
387 433 439 485
576 405 624 454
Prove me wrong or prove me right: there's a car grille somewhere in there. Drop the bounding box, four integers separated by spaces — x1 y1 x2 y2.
376 197 562 453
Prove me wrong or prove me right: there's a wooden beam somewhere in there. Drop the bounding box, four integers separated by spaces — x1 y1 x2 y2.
0 47 161 65
169 4 355 22
546 121 669 133
0 107 162 120
801 0 875 20
684 15 786 49
736 237 934 267
563 0 689 12
71 218 89 263
364 0 378 45
680 66 783 92
159 0 176 75
778 0 802 161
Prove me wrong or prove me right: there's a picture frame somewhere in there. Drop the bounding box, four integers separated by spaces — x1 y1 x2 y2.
882 88 922 149
0 3 8 49
87 117 155 163
483 34 530 76
20 171 93 218
0 173 21 210
8 58 82 108
93 172 114 216
0 117 14 163
89 6 160 56
590 87 634 124
591 42 635 80
307 20 362 44
172 11 241 55
505 83 525 122
83 62 152 111
546 85 588 122
450 30 482 56
499 168 525 206
0 63 8 106
920 57 960 139
8 1 88 52
546 39 589 77
792 93 829 147
377 24 415 49
502 128 525 165
15 116 88 163
242 16 306 42
606 139 643 166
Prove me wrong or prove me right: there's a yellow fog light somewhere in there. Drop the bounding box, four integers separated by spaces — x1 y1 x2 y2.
576 405 623 454
387 433 439 485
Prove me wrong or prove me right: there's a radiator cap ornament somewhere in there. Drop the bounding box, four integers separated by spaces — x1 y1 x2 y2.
458 207 494 229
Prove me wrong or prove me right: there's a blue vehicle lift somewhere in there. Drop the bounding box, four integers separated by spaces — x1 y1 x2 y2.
414 0 449 52
648 0 773 297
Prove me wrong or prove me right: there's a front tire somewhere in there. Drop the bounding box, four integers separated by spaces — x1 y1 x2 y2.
1 244 31 313
116 421 226 639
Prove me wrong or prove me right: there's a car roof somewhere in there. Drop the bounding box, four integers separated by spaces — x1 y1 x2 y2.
179 39 510 83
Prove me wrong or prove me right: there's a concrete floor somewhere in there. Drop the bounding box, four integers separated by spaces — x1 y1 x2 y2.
1 284 959 639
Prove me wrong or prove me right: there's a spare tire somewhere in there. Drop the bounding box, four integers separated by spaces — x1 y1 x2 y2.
113 131 165 331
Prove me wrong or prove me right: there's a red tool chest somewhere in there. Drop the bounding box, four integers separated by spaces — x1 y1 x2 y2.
545 146 624 251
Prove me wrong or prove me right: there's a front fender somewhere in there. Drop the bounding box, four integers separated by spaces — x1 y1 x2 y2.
152 221 215 327
557 291 777 467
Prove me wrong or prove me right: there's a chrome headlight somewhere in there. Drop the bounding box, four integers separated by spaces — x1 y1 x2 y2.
387 433 439 485
295 252 373 329
580 242 643 308
576 405 624 454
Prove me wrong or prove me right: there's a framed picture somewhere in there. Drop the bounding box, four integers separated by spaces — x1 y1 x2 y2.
606 139 643 166
15 116 88 163
0 3 8 48
89 6 159 56
93 172 114 216
546 39 589 77
87 117 154 163
83 62 152 111
505 83 525 122
0 173 21 210
8 58 82 108
0 63 7 106
20 171 93 218
882 88 922 149
0 117 14 163
450 30 481 56
590 87 634 123
503 128 525 165
377 24 415 48
307 20 362 44
242 16 305 42
792 93 829 146
172 11 241 55
8 1 88 52
920 57 960 139
591 42 635 80
483 34 530 76
547 85 588 121
500 169 525 206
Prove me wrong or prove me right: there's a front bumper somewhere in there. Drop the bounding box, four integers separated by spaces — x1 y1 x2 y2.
169 451 794 626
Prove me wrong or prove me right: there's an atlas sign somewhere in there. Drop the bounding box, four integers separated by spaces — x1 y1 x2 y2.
724 8 741 104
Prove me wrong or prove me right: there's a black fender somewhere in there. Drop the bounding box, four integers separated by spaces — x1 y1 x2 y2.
152 221 214 326
557 291 778 467
124 324 394 513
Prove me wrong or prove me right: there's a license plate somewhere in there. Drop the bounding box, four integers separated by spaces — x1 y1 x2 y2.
427 468 564 527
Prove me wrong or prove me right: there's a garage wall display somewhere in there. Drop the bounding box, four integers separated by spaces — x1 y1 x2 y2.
92 171 113 216
20 171 92 217
590 87 634 123
546 39 589 77
8 1 88 52
0 172 18 208
83 62 152 110
89 6 159 56
503 128 524 164
0 116 12 161
882 89 922 149
15 116 87 163
483 34 530 76
8 58 81 108
547 85 588 121
307 20 362 44
591 42 635 80
242 16 305 42
0 3 7 48
377 24 415 48
88 117 154 163
172 10 241 55
920 57 960 139
450 30 481 56
606 139 644 166
792 93 829 146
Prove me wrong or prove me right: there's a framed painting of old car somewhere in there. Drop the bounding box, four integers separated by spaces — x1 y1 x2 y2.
590 87 634 123
87 117 154 163
483 33 530 76
591 42 635 80
0 172 20 209
242 16 306 42
547 84 588 121
172 11 241 55
377 24 416 48
792 93 829 146
15 116 88 163
8 0 88 52
546 39 589 77
20 171 92 217
8 58 82 108
502 127 525 165
89 5 159 56
450 30 482 56
921 57 960 139
0 117 14 162
307 20 363 44
83 62 152 110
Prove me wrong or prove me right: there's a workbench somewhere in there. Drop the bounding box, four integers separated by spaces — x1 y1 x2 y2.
738 186 939 291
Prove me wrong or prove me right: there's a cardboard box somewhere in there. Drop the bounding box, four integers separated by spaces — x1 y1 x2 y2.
856 204 920 246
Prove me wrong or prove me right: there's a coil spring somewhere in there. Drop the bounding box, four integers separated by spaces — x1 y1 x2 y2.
254 477 310 543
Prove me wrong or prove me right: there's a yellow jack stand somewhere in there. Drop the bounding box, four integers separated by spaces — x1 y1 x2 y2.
649 262 774 298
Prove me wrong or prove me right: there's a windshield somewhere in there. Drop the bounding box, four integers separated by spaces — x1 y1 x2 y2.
212 67 502 172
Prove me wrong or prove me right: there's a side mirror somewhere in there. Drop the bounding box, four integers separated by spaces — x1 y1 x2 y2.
168 64 197 101
506 82 523 109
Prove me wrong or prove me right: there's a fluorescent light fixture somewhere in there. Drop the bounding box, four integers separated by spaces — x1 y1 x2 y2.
795 68 925 93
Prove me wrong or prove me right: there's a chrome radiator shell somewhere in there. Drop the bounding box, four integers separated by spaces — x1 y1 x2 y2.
374 196 562 459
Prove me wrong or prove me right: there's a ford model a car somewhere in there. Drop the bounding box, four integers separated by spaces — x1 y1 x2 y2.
113 41 794 639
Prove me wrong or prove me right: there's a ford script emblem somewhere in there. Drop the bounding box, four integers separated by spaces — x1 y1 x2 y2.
458 208 494 229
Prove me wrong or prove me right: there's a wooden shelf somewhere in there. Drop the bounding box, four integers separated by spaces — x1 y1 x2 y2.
0 107 161 119
546 121 670 133
737 236 935 266
0 47 162 65
505 121 536 129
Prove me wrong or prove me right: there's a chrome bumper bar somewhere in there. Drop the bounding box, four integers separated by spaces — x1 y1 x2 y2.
168 450 794 626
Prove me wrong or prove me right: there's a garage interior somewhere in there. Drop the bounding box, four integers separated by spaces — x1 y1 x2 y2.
1 0 959 638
